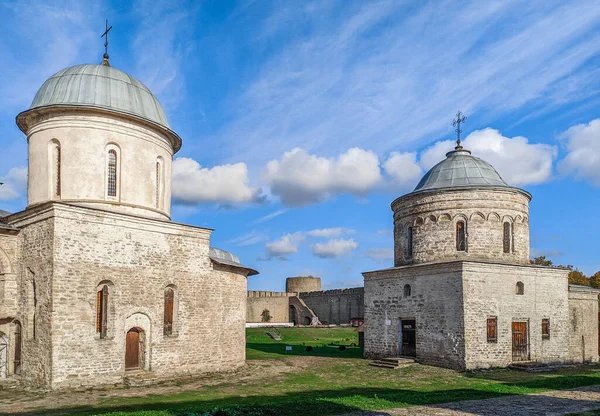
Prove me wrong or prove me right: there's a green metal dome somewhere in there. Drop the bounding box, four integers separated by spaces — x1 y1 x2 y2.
413 148 509 193
29 64 170 128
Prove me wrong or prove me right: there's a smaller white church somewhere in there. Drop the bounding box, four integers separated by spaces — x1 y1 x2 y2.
0 52 257 388
363 129 600 370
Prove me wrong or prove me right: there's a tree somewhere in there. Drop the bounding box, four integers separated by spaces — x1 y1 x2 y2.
530 256 553 266
568 269 589 286
589 271 600 289
260 309 272 323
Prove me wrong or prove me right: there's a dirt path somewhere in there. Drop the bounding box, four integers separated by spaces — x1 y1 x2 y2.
0 359 298 415
342 384 600 416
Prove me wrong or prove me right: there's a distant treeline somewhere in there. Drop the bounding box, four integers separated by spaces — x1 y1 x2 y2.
530 256 600 288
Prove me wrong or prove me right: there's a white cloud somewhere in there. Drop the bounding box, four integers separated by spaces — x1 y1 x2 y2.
226 231 269 247
264 147 382 206
306 228 353 238
265 232 306 260
311 238 358 259
171 157 262 204
0 167 28 201
367 248 394 262
559 118 600 185
212 2 600 169
253 209 288 224
420 129 556 186
383 152 423 189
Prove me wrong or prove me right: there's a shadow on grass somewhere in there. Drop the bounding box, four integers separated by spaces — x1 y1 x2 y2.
5 373 600 416
246 342 363 359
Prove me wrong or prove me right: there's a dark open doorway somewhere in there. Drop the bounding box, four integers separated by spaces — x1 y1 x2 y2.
399 318 416 357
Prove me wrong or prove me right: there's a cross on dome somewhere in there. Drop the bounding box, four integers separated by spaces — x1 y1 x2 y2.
101 19 113 66
451 111 467 150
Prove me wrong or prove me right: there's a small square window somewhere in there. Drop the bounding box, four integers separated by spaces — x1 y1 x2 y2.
486 317 497 343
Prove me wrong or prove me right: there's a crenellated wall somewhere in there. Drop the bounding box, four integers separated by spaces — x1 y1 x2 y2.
246 291 293 323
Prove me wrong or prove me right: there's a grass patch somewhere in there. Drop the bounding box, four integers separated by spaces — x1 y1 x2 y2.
4 327 600 416
245 327 362 360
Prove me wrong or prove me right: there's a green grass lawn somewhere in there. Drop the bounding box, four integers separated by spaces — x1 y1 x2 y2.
245 326 363 359
3 327 600 416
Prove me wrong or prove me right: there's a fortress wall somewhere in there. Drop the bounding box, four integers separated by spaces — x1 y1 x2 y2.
246 291 291 323
298 288 364 325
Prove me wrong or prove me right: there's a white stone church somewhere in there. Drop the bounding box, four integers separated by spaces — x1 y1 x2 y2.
364 139 600 369
0 55 257 388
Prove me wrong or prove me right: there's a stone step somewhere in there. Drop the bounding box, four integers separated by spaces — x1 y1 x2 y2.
123 370 159 386
369 357 415 369
266 332 282 341
379 357 415 364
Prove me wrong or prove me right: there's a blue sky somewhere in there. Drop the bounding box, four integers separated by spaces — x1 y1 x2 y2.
1 1 600 291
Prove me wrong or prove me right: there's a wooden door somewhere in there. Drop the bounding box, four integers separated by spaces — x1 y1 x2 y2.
125 328 140 369
512 321 529 361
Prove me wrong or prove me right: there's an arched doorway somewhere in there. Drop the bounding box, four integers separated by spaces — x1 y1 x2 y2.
0 332 7 378
289 305 298 326
125 327 145 370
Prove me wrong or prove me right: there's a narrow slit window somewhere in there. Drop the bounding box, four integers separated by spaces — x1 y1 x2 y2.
456 221 466 251
503 222 512 253
487 317 497 343
542 318 550 340
97 285 109 338
51 141 61 198
14 321 22 374
403 284 411 297
407 227 413 258
156 162 161 208
164 288 174 336
107 150 117 197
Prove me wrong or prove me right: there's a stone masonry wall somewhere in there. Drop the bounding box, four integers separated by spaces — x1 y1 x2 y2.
298 288 364 325
10 202 248 388
568 287 600 363
462 262 570 369
363 262 465 369
246 291 291 323
7 210 55 387
392 189 530 266
0 230 20 378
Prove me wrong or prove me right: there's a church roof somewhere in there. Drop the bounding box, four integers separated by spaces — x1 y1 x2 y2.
209 247 259 276
28 64 170 128
413 148 509 193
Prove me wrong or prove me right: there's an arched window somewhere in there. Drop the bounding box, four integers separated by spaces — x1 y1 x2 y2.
156 157 164 209
13 321 21 375
456 221 466 251
107 149 118 197
26 273 36 340
96 285 109 338
516 281 524 295
503 222 512 253
407 227 413 258
49 140 61 198
164 287 174 336
404 284 411 297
